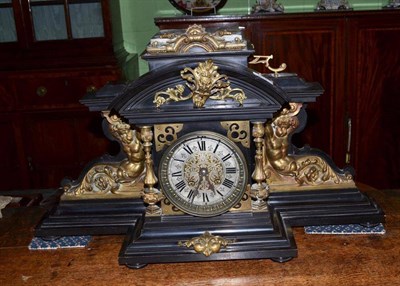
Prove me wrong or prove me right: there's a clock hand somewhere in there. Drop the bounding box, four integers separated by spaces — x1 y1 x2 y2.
191 187 199 203
191 167 209 203
190 173 202 203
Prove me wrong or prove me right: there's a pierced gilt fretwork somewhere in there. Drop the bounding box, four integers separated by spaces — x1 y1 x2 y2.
249 55 287 77
154 60 246 108
220 121 250 148
146 24 247 54
264 103 354 190
154 123 184 152
178 231 235 257
63 113 145 198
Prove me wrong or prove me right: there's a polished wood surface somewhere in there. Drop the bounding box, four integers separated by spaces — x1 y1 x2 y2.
1 186 399 285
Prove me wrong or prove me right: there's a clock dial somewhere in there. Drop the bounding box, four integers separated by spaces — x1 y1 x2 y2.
159 131 248 217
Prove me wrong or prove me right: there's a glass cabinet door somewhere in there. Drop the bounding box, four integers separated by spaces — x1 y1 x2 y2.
30 0 68 41
30 0 104 41
0 0 17 43
69 1 104 39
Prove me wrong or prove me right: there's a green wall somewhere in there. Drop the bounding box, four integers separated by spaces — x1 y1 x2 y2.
111 0 388 78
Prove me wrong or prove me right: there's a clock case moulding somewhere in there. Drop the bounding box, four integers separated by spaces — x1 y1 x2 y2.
35 25 384 268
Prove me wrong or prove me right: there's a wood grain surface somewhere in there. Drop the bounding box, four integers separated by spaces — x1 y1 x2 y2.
0 187 399 286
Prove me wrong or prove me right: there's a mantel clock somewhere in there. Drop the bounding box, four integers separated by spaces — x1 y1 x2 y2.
35 24 384 268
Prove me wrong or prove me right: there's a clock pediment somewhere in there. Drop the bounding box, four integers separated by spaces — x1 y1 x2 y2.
108 60 290 125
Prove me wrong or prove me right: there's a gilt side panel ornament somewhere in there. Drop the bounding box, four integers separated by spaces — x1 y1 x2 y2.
154 123 184 152
63 112 145 198
220 121 250 149
263 103 355 190
154 60 246 108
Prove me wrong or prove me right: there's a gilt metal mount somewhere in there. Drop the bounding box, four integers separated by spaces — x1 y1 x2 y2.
146 24 247 54
178 231 235 257
249 55 287 77
154 60 246 108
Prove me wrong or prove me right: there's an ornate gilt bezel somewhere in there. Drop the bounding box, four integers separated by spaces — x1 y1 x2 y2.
158 131 249 217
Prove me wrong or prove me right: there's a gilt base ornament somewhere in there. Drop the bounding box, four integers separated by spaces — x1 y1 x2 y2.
35 24 384 267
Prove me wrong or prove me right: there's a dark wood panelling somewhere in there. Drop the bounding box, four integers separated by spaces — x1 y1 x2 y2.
248 18 346 163
348 14 400 188
22 111 112 188
0 78 16 111
0 114 28 190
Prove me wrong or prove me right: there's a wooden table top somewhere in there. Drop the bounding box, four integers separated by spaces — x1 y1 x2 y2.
1 185 399 286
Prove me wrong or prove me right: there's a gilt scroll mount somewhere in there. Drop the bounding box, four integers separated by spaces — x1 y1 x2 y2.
249 55 287 77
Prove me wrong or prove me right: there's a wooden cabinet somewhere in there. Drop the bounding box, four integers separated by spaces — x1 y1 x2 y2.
0 0 120 190
155 10 400 188
245 16 347 170
347 14 400 189
0 68 120 191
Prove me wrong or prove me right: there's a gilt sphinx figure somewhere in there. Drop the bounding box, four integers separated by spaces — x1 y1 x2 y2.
62 112 145 198
263 103 354 190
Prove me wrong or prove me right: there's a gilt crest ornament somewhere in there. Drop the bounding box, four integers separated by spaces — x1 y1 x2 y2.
154 59 246 108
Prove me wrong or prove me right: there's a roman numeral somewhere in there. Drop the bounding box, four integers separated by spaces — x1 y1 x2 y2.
175 181 186 192
187 189 195 201
183 144 193 155
171 171 182 177
222 178 234 189
213 142 220 153
226 167 237 174
216 190 224 197
222 153 232 162
197 140 206 151
203 193 209 203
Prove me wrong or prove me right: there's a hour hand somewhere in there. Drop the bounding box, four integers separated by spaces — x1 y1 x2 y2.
190 179 201 203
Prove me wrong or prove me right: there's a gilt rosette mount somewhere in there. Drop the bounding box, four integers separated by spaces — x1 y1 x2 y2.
154 59 246 108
